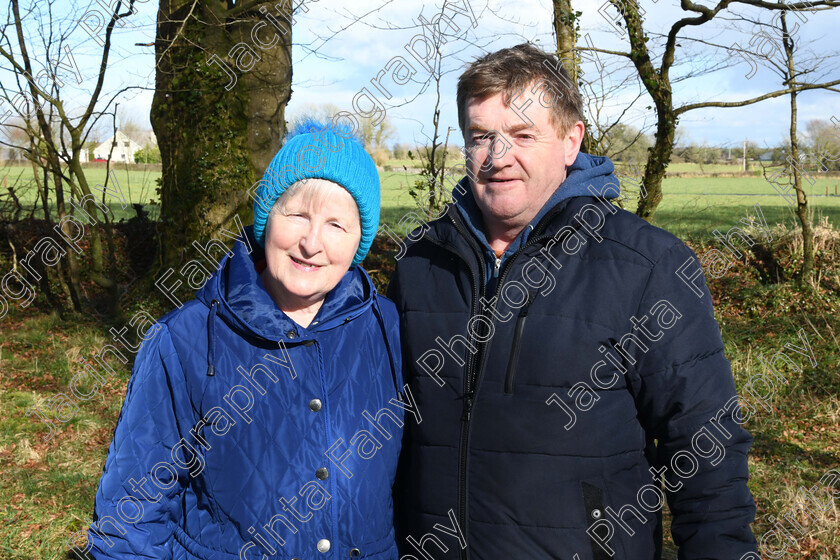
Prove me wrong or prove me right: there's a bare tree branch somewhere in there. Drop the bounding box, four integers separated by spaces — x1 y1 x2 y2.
677 79 840 113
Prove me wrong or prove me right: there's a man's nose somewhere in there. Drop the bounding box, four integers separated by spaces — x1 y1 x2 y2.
484 134 514 170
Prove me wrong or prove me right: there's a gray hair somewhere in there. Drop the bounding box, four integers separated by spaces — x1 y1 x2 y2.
265 178 361 237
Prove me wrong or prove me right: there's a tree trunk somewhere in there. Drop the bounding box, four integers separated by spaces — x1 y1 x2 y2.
635 104 675 221
552 0 597 153
614 0 675 222
552 0 578 84
781 13 814 285
152 0 292 272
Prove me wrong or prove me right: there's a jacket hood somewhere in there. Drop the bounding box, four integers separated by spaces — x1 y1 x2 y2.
452 152 621 256
195 225 376 344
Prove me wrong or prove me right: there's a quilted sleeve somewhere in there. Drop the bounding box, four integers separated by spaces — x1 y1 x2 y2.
86 323 197 559
382 296 404 394
626 240 758 559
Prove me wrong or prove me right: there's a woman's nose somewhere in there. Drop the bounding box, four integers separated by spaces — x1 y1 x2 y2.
300 225 324 256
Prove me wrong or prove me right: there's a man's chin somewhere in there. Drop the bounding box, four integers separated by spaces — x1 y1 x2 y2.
478 179 524 194
483 209 531 232
475 198 525 221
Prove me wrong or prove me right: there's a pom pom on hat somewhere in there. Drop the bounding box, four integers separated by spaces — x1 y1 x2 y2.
253 119 380 266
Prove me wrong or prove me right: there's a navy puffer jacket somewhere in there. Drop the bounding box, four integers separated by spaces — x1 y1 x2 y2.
389 154 757 559
88 226 405 560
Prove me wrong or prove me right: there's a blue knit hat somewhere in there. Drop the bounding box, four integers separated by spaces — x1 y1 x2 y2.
253 119 380 266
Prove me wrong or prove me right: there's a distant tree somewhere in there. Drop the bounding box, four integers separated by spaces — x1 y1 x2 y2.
446 145 464 162
805 119 840 171
745 141 763 162
117 106 144 143
603 123 652 162
134 145 161 164
770 142 790 165
359 115 395 166
391 143 409 160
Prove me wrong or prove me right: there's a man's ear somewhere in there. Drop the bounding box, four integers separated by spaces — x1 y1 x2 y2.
564 121 585 167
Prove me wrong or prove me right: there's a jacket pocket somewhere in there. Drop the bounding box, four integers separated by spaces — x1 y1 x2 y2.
581 481 612 560
172 524 255 559
504 292 535 395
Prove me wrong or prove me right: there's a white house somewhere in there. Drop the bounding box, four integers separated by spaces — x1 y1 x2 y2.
93 130 143 162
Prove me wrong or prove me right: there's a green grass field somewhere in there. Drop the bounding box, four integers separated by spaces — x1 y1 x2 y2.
380 167 840 239
1 161 839 559
1 163 161 222
4 161 839 238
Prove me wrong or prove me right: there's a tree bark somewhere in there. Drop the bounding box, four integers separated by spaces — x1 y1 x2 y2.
780 13 814 285
552 0 578 83
552 0 598 153
610 0 676 221
152 0 292 272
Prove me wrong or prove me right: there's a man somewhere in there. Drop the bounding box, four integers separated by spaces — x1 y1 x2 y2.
388 44 757 559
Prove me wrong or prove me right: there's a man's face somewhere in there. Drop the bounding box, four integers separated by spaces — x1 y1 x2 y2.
463 88 582 237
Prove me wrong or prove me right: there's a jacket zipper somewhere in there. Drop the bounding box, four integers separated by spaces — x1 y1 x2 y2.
503 292 535 395
441 213 486 560
442 204 580 560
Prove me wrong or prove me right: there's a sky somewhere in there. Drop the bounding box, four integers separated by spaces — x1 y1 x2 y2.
2 0 838 151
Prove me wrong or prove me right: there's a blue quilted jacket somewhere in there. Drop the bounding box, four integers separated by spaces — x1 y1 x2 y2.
87 226 405 560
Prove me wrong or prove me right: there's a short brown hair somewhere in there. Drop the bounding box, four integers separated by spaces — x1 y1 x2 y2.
456 43 584 136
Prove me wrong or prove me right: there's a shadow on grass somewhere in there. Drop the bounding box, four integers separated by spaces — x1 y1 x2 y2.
652 205 840 241
751 432 840 470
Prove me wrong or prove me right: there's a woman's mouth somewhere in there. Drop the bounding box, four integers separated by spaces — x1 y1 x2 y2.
290 256 322 271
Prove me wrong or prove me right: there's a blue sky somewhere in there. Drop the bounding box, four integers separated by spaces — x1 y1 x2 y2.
4 0 838 151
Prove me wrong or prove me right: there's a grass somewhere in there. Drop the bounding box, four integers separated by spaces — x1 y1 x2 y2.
714 290 840 560
1 163 161 222
1 162 839 559
0 309 133 560
379 164 840 237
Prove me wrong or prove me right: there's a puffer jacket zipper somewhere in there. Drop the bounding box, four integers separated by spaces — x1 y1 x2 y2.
444 203 582 560
428 212 482 560
503 292 535 395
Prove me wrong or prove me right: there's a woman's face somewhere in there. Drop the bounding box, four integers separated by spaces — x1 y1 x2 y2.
262 182 361 315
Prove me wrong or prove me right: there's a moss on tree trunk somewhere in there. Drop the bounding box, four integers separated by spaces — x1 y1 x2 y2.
152 0 292 273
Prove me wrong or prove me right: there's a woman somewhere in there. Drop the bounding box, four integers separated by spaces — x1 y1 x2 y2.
87 121 403 559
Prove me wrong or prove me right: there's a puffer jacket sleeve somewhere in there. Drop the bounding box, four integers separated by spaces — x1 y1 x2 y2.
86 323 194 559
626 240 758 559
